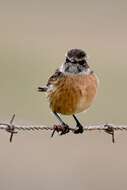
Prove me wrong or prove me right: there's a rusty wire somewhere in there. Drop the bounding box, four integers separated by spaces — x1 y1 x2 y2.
0 114 127 143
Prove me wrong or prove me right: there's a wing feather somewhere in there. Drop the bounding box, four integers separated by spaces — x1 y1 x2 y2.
38 69 64 92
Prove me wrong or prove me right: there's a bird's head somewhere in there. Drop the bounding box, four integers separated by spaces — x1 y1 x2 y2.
60 49 90 74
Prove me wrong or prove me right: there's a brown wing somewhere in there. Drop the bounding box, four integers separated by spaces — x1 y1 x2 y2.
47 69 64 86
38 69 64 92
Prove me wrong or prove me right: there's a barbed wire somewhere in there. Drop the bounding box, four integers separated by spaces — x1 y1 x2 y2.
0 114 127 143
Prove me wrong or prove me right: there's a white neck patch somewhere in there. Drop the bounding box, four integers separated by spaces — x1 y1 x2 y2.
59 63 92 75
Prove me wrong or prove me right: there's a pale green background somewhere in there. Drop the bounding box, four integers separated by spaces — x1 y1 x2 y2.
0 0 127 190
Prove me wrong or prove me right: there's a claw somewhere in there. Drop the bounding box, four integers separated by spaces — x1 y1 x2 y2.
74 126 84 134
51 124 70 137
72 115 84 134
60 124 70 135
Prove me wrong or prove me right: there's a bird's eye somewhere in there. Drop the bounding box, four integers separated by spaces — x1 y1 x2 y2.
66 58 70 63
78 60 85 65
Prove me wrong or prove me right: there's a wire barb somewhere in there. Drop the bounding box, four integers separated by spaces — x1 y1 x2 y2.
5 114 18 142
0 115 127 143
104 124 115 143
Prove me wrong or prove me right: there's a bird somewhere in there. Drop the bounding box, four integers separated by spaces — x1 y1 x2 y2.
38 49 98 136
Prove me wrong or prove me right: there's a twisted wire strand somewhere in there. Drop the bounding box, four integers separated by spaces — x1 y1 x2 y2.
0 114 127 143
1 123 127 131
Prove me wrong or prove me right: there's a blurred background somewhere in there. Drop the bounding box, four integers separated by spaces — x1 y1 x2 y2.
0 0 127 190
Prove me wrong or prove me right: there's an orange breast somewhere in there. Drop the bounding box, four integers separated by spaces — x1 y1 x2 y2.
48 73 98 115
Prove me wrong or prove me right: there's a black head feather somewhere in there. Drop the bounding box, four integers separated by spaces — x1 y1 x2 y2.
67 49 86 62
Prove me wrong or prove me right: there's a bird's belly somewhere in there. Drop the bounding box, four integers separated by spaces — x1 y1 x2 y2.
48 87 79 115
75 91 95 113
48 74 97 115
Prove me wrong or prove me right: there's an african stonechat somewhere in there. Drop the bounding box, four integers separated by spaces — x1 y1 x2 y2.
38 49 98 135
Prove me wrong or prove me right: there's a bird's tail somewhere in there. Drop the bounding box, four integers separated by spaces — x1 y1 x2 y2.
38 86 48 92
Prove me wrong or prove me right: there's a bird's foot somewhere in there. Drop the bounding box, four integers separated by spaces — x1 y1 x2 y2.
51 124 70 137
74 124 84 134
73 115 84 134
60 123 70 135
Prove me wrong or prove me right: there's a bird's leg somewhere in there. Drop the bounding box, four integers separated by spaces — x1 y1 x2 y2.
52 112 70 136
73 115 84 134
